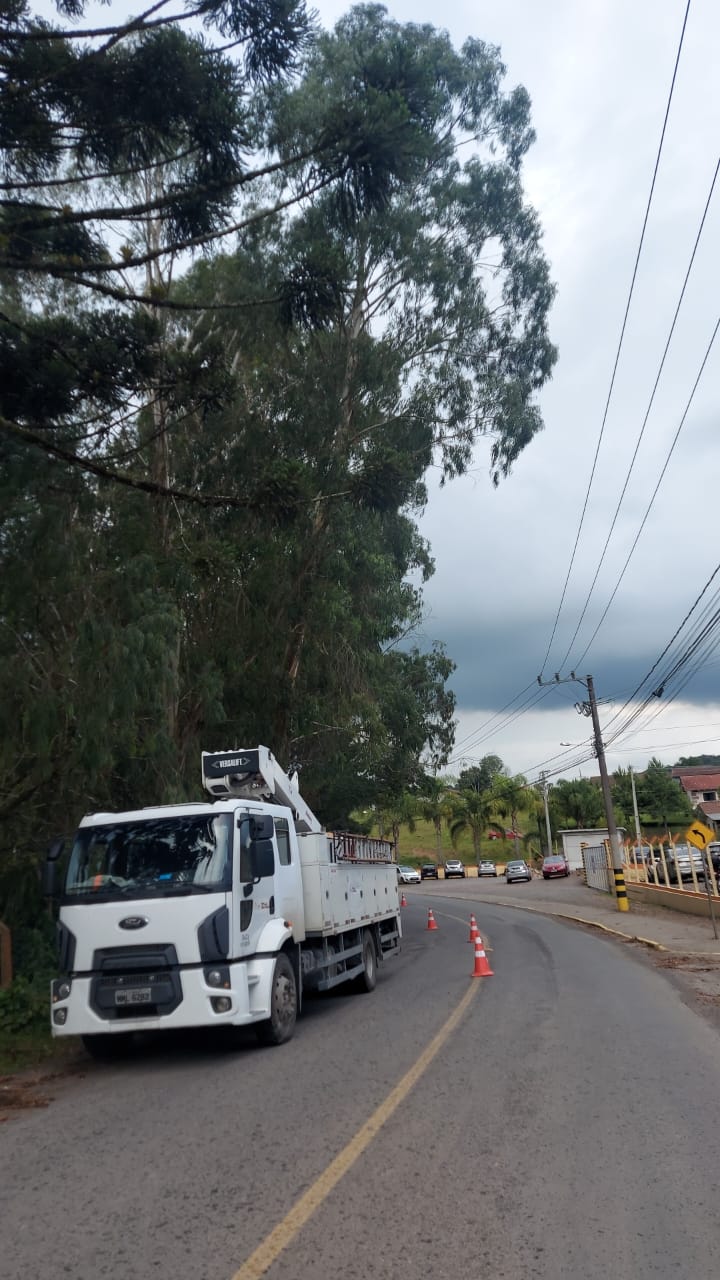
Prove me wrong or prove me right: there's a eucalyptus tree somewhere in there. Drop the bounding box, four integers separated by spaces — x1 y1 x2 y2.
171 6 555 801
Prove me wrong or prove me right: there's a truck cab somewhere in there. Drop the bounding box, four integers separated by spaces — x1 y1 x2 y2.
48 748 400 1054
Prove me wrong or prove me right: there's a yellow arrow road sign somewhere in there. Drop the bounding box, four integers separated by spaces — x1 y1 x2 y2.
686 820 716 850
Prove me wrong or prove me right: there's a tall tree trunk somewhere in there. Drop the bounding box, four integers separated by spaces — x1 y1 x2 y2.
272 252 368 752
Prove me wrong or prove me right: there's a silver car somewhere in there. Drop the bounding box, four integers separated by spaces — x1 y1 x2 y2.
444 859 466 879
505 859 532 883
648 846 705 886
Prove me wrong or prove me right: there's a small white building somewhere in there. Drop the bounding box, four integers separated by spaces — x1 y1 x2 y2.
558 827 627 870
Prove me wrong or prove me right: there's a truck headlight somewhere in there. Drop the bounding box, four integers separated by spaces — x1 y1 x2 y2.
52 978 72 1003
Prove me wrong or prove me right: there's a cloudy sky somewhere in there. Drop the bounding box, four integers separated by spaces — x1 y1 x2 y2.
313 0 720 781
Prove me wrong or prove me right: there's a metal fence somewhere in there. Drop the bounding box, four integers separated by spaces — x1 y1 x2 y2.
623 840 720 896
583 844 613 894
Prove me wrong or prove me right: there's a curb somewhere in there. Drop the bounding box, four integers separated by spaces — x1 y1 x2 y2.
435 891 672 951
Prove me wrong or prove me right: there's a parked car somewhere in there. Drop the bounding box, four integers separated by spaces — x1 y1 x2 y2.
505 859 532 883
420 863 439 880
542 854 569 879
477 860 498 877
629 844 653 864
444 859 466 879
397 865 421 884
707 843 720 874
647 846 705 886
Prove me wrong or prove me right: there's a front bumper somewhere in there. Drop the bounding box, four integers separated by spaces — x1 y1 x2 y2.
51 957 277 1037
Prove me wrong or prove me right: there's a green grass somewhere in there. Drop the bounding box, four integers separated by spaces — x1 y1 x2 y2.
0 1025 77 1076
376 817 538 865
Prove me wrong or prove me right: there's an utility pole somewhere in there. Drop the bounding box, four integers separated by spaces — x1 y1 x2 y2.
539 771 553 858
537 670 629 913
629 765 643 857
579 673 628 912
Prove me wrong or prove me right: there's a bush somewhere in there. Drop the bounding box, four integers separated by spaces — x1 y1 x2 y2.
0 975 48 1034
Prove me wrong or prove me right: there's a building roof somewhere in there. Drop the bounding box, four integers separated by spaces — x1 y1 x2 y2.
557 827 627 835
696 801 720 821
674 772 720 791
671 764 720 776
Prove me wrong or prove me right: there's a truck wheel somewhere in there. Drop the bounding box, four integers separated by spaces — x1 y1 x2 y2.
353 931 377 994
256 953 297 1046
81 1033 135 1061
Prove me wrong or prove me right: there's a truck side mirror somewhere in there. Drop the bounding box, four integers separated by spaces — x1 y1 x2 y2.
249 814 274 841
43 838 65 898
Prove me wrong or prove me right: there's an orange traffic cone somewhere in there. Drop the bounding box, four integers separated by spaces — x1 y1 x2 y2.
468 914 479 942
427 908 438 931
471 933 493 977
400 891 407 907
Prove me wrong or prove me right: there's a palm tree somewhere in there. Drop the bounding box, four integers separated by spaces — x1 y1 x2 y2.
417 778 452 862
493 774 528 858
376 793 416 852
447 790 499 861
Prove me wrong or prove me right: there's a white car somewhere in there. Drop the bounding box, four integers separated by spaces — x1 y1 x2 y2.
397 865 421 884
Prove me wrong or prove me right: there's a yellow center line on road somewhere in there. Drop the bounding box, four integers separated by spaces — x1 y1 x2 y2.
230 982 480 1280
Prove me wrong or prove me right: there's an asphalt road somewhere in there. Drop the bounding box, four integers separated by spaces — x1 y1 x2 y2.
3 895 720 1279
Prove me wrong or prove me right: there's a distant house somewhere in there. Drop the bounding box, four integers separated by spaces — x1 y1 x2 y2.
671 766 720 828
558 827 627 870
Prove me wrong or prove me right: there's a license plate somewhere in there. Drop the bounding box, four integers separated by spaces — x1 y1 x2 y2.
115 987 152 1006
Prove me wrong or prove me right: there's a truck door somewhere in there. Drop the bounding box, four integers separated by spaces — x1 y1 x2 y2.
237 815 276 956
273 816 301 928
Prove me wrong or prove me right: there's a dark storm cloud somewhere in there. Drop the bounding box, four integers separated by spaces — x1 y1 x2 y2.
428 620 720 714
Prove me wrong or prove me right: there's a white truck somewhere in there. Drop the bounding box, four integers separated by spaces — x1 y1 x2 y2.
45 747 401 1056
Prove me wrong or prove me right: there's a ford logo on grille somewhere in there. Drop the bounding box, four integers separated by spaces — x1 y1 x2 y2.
119 916 148 930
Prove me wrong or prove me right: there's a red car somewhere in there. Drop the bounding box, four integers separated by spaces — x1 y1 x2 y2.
542 855 569 879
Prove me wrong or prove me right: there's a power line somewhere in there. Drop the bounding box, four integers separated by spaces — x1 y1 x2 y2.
450 681 536 754
603 558 720 730
538 0 693 678
557 153 720 670
448 684 559 763
569 313 720 670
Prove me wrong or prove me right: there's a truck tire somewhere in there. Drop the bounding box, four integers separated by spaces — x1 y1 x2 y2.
353 931 377 994
256 953 298 1046
81 1033 135 1061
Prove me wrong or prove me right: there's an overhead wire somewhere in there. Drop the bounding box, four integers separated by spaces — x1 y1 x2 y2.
538 0 693 679
449 681 537 754
568 313 720 671
603 557 720 729
447 684 560 763
601 580 720 750
557 153 720 671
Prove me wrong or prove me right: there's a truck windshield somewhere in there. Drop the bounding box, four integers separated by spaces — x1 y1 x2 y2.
64 814 232 900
